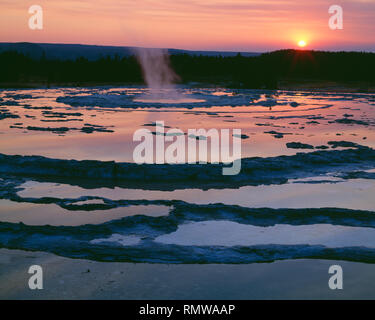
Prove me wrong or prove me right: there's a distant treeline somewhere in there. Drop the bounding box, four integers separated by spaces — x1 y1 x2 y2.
1 49 374 89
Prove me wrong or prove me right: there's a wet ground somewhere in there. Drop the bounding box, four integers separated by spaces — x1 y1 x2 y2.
0 87 374 161
0 86 375 298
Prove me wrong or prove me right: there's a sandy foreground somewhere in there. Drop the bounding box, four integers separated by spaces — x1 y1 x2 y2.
0 249 375 300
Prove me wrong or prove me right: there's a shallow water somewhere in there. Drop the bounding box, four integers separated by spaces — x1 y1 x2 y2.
16 177 375 211
1 87 374 161
0 86 375 264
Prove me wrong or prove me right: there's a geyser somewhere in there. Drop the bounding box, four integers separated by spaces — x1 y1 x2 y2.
134 48 204 104
135 48 179 90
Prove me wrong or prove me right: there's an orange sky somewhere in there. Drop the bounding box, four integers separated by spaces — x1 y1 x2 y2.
1 0 374 51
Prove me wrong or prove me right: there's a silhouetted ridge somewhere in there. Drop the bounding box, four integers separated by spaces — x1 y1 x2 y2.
1 47 374 88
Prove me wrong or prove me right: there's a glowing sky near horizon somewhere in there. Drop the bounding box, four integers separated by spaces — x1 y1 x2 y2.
0 0 374 51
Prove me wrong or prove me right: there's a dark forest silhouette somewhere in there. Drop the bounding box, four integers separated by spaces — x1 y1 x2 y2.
1 49 374 89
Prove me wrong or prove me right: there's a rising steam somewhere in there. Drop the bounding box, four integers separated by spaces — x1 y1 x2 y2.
135 48 180 89
134 47 204 104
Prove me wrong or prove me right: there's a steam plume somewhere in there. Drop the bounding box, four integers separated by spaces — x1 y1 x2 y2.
135 48 180 89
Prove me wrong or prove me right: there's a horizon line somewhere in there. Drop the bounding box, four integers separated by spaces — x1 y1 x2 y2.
1 41 375 55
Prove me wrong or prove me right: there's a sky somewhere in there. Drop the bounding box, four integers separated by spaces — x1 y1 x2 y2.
0 0 374 52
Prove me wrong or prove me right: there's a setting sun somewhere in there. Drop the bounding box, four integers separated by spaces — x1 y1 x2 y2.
298 40 307 48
